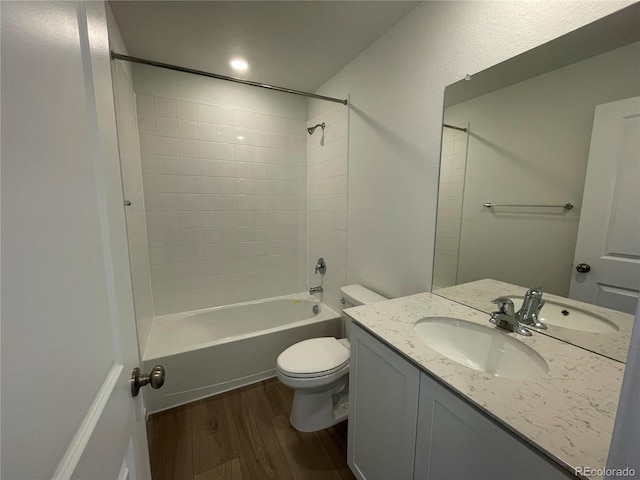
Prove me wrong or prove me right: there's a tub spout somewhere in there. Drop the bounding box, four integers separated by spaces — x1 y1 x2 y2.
309 285 323 294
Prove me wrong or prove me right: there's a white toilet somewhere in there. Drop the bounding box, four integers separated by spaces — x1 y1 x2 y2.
276 284 387 432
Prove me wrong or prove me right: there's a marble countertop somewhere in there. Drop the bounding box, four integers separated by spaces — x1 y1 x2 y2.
345 292 625 480
434 279 634 363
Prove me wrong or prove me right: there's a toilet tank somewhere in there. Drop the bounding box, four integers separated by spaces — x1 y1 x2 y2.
340 284 387 338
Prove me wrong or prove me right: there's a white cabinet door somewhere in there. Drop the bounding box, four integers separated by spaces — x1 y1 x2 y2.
569 97 640 314
348 324 420 480
2 2 151 478
415 373 570 480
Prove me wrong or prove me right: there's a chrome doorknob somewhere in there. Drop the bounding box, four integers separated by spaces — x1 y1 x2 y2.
576 263 591 273
131 365 165 397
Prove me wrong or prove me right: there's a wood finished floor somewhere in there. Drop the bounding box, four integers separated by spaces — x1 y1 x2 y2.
147 378 356 480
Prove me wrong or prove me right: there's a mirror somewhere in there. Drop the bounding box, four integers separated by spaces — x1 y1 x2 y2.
432 4 639 363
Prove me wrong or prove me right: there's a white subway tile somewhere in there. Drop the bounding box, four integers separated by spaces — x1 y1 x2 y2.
282 117 298 135
234 127 251 145
156 117 179 137
236 162 252 179
451 153 467 170
137 115 156 135
155 97 177 118
218 160 236 177
251 147 267 163
139 135 158 155
237 195 252 211
199 177 220 194
453 138 467 155
267 132 282 149
135 94 155 116
158 156 181 175
218 143 235 161
180 176 200 194
180 211 203 228
141 155 159 174
177 100 197 121
179 139 199 158
200 159 219 177
219 178 237 194
157 137 180 156
198 141 217 159
216 107 235 126
251 163 268 179
235 145 252 162
196 103 217 123
197 122 217 142
180 158 200 176
282 134 297 150
296 135 307 151
267 115 282 133
251 130 267 147
216 125 235 144
178 120 198 139
250 112 267 131
451 168 466 183
266 148 282 164
234 110 252 128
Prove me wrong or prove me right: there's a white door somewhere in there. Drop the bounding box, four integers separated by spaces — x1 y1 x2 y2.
2 2 152 479
569 97 640 314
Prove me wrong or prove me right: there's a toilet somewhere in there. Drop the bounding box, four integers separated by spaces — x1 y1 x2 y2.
276 284 387 432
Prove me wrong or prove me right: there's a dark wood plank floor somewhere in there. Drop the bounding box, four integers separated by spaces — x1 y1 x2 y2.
147 378 357 480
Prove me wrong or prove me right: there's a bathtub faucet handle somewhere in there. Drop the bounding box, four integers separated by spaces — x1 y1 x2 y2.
315 258 326 275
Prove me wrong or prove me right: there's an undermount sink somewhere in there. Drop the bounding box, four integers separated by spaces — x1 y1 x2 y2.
508 297 619 334
413 317 548 380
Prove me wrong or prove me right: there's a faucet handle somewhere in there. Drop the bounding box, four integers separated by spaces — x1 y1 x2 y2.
526 287 544 299
531 299 548 330
491 296 514 315
315 257 326 275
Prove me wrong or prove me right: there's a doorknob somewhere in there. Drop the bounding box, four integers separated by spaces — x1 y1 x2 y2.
131 365 165 397
576 263 591 273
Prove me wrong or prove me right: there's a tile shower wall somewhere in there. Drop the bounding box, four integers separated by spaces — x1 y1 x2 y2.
108 7 155 354
433 125 468 290
307 102 349 316
137 94 308 315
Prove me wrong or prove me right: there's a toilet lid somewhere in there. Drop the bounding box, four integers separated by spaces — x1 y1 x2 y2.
277 337 349 377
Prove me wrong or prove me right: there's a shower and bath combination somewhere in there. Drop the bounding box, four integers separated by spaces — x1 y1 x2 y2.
307 122 325 135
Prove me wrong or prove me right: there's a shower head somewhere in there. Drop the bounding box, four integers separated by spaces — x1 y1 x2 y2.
307 122 325 135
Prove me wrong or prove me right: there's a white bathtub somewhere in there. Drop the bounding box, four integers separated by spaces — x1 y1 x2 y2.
142 293 342 413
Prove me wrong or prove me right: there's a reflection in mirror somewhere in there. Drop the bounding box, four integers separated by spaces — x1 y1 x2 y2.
432 4 639 363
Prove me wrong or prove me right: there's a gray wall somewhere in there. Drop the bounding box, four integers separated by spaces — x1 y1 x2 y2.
313 1 634 299
445 41 640 296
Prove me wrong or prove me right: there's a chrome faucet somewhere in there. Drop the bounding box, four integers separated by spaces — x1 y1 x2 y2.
489 288 547 336
309 285 323 294
518 288 547 330
315 257 326 275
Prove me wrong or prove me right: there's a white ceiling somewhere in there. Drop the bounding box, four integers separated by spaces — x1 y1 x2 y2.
109 1 420 93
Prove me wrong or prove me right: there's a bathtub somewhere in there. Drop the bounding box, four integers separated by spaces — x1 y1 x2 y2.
142 293 342 413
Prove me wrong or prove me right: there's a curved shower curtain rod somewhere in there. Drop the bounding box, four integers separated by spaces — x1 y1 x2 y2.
110 52 349 106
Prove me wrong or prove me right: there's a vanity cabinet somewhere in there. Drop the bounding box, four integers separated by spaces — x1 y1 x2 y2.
348 322 420 480
348 323 572 480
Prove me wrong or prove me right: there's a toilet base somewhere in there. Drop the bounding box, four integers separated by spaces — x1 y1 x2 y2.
289 376 349 432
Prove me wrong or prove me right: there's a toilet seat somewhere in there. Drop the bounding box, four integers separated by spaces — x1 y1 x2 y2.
277 337 349 378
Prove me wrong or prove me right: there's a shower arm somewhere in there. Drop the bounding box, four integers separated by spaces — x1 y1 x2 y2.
307 122 325 135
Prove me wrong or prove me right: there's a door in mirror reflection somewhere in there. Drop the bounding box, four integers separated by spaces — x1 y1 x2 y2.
570 97 640 314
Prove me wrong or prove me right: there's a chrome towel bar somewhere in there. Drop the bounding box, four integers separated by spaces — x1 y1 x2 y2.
483 202 574 210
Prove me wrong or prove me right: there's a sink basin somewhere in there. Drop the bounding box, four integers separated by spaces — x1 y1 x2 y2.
508 297 619 334
413 317 548 380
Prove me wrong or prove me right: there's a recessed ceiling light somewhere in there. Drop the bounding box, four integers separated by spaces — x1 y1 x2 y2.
230 58 248 71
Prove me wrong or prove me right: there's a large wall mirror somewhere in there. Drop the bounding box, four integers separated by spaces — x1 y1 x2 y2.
432 3 639 363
